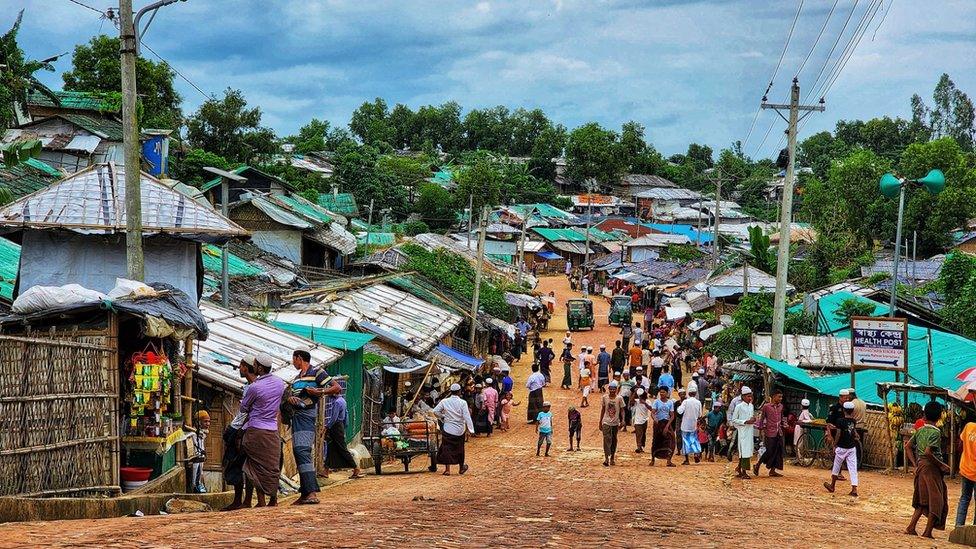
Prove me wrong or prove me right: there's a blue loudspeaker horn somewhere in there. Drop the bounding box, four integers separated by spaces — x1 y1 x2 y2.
879 173 901 199
916 169 945 195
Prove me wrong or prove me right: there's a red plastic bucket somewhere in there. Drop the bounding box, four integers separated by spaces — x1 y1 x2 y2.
120 466 153 482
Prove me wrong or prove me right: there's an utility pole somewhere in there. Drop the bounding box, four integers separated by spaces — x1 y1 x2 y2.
120 0 144 281
713 172 722 268
466 195 474 247
762 78 824 360
582 182 594 288
469 206 488 348
516 205 534 287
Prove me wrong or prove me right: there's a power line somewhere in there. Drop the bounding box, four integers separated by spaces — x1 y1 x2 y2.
795 0 840 78
816 0 886 99
140 41 212 100
805 0 861 98
872 0 895 40
743 0 805 149
66 0 106 15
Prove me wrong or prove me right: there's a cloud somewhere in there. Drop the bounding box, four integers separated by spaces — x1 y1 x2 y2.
10 0 976 157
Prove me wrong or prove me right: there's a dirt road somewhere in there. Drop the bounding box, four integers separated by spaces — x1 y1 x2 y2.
0 276 956 548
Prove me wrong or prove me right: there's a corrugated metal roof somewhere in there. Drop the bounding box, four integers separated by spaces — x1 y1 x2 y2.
60 114 123 141
272 194 332 224
509 203 577 221
550 241 602 255
0 237 20 302
201 244 267 278
626 234 692 247
358 232 395 246
634 188 702 200
0 163 247 241
751 334 852 368
322 283 463 356
861 258 944 281
706 265 788 298
642 223 714 244
195 302 342 392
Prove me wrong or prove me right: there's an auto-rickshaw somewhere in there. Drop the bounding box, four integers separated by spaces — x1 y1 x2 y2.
566 298 594 331
609 295 634 326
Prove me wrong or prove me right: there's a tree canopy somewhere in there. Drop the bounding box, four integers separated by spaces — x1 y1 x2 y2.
185 88 276 164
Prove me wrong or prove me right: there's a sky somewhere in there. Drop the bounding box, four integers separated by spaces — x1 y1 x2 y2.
14 0 976 158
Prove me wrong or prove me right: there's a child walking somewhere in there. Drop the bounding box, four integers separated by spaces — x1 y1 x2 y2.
580 368 592 407
536 401 554 457
499 391 520 431
568 405 583 451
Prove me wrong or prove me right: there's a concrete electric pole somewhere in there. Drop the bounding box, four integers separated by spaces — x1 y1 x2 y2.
469 206 489 348
119 0 144 281
761 78 824 360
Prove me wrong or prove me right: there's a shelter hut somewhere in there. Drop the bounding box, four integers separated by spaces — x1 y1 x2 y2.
200 165 295 206
0 162 246 502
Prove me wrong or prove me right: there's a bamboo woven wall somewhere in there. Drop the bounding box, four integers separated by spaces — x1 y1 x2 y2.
0 328 119 497
861 409 890 468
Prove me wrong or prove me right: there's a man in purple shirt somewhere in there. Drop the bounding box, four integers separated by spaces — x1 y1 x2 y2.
240 353 285 507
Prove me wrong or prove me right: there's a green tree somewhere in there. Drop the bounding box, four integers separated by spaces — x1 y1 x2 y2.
527 123 566 181
462 106 513 152
333 142 408 219
685 143 714 171
62 35 182 129
414 102 463 152
834 298 878 326
454 154 502 214
349 98 394 149
388 103 416 149
376 154 428 203
510 108 551 156
745 226 775 274
0 11 58 130
565 122 623 188
171 148 231 186
414 182 457 230
938 252 976 339
798 131 849 180
185 88 276 163
288 118 352 153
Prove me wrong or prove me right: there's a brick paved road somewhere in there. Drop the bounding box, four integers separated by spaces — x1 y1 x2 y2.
0 276 955 547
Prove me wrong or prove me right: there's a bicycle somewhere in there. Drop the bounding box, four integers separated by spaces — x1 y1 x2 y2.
795 423 832 468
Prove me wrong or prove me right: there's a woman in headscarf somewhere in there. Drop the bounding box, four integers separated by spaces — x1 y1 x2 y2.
560 342 575 390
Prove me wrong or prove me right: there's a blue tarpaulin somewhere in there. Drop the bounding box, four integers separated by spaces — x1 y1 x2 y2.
434 343 484 371
537 250 563 260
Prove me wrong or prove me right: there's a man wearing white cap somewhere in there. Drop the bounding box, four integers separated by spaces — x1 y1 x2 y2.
794 398 814 460
725 385 744 461
824 400 859 497
433 383 474 475
632 388 650 453
600 381 625 466
730 386 756 479
826 389 851 478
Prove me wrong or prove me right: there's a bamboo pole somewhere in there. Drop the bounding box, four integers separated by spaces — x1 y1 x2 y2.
183 338 195 422
951 401 957 480
882 388 895 473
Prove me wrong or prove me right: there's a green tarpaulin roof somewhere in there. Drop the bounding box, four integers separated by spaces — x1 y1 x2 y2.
0 158 60 199
0 238 20 302
753 292 975 405
201 244 266 278
317 193 359 216
28 90 120 113
199 165 249 192
510 203 574 220
358 232 395 246
790 291 890 334
273 194 332 224
61 113 123 141
531 227 588 242
272 321 374 352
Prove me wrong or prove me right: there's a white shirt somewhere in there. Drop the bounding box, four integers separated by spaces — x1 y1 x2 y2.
677 396 703 432
730 401 756 458
651 356 665 370
632 399 650 425
727 396 742 425
433 395 474 436
633 327 644 344
641 349 651 367
526 372 546 392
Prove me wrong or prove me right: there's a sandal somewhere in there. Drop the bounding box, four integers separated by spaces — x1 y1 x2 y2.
459 464 469 475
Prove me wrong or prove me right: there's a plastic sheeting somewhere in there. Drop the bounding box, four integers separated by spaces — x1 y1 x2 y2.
18 232 200 302
251 230 302 264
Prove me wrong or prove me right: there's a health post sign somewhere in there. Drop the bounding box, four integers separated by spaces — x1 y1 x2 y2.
850 316 908 372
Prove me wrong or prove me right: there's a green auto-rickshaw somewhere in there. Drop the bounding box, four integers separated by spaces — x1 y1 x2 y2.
609 295 633 326
566 298 594 331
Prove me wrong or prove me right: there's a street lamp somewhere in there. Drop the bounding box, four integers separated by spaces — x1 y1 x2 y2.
879 169 945 316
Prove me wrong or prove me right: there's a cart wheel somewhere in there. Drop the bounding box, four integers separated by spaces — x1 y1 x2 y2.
796 432 814 467
373 447 383 475
403 457 410 472
428 452 438 472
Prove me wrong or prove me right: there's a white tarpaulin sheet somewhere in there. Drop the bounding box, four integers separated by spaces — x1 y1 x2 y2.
699 324 725 341
18 232 199 301
251 230 302 264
